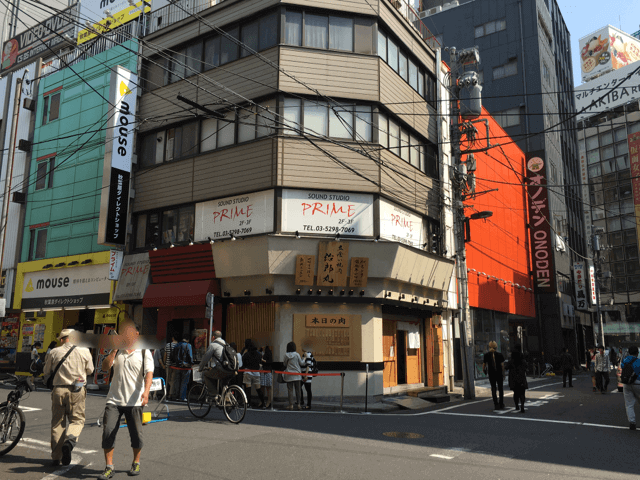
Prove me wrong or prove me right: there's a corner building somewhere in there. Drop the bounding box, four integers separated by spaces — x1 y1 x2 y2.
133 0 454 399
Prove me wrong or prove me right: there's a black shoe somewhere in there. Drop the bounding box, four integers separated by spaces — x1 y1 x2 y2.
570 385 574 387
514 404 519 410
520 408 525 413
50 460 61 467
631 423 636 430
593 387 597 392
61 441 73 466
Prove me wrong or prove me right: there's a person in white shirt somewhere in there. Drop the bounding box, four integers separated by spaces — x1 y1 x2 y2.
99 323 153 479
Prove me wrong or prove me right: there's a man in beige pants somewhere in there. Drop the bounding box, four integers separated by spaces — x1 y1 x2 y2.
43 329 94 467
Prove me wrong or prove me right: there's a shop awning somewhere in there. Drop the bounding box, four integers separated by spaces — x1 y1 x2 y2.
142 280 212 308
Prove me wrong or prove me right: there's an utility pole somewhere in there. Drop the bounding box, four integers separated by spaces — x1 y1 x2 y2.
590 227 606 347
448 47 484 400
0 70 27 287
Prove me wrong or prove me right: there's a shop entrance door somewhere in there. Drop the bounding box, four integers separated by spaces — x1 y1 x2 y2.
396 331 407 385
382 320 397 388
169 319 194 342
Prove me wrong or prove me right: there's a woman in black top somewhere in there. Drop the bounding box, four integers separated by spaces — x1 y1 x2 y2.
241 340 265 408
506 346 528 413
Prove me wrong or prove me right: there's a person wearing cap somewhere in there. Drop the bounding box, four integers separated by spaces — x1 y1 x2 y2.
43 329 94 467
594 345 611 394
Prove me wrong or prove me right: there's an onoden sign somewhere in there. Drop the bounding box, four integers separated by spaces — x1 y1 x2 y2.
526 153 556 293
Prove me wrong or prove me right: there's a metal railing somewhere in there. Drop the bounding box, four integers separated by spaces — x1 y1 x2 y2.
41 22 138 78
147 0 228 35
387 0 441 51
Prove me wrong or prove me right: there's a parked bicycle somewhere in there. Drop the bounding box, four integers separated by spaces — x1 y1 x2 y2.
187 374 247 424
0 374 35 456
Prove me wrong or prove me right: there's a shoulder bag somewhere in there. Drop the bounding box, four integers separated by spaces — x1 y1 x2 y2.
45 346 76 390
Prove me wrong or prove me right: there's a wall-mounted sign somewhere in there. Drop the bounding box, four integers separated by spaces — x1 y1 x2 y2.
628 132 640 260
98 66 137 247
1 5 78 72
579 26 640 83
108 250 124 280
22 264 111 310
78 0 151 45
526 152 556 293
294 313 361 361
379 199 424 248
588 263 597 306
305 314 350 328
194 189 274 241
317 241 349 287
573 263 588 311
281 189 374 236
349 257 369 288
113 253 151 301
578 142 592 234
294 255 315 286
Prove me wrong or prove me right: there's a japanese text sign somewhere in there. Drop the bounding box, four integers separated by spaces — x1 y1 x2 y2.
628 132 640 259
573 262 588 311
317 241 349 286
526 152 556 293
295 255 315 286
349 257 369 288
305 315 350 328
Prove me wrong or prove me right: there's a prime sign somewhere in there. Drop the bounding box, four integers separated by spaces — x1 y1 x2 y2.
526 153 556 293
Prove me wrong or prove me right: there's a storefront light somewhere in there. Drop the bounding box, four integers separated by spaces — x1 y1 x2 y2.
42 307 63 312
42 264 54 269
64 306 88 311
55 262 66 268
68 261 79 266
88 305 112 310
81 259 92 265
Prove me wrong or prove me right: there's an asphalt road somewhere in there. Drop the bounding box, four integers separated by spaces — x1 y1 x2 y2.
1 375 637 480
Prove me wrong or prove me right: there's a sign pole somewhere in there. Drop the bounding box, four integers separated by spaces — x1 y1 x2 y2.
0 71 26 284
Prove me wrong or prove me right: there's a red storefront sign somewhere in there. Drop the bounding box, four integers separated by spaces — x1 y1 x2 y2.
628 132 640 260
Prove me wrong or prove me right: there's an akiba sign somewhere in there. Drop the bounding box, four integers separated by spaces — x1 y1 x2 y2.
98 66 137 246
22 264 111 309
526 152 556 293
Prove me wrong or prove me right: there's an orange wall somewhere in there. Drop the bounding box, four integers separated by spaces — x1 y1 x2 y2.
464 109 535 318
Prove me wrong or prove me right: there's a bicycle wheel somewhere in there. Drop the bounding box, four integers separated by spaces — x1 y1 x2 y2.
0 405 26 456
223 385 247 424
187 383 211 418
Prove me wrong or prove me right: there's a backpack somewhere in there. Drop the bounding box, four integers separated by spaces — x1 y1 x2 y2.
171 342 192 368
620 361 638 385
215 341 239 373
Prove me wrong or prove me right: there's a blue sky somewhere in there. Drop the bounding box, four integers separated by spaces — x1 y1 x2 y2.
558 0 640 86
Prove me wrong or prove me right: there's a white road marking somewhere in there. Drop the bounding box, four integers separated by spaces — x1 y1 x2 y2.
430 454 454 460
19 406 42 412
434 411 628 429
40 457 90 480
22 437 98 454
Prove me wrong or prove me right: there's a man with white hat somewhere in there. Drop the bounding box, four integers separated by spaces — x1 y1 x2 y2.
43 328 94 467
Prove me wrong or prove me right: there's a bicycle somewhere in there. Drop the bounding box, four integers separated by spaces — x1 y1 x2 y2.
187 374 247 424
0 374 35 456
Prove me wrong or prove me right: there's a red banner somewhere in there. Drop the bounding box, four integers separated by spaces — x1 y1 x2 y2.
628 132 640 260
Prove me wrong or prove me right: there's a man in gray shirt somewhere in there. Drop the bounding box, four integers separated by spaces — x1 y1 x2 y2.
199 331 233 395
